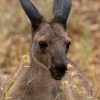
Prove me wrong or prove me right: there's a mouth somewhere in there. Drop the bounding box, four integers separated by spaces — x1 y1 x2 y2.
51 74 63 80
49 64 67 80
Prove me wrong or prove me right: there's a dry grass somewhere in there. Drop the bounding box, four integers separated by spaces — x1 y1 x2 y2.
0 0 100 99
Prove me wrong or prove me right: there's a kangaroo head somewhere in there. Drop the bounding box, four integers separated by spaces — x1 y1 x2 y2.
19 0 72 80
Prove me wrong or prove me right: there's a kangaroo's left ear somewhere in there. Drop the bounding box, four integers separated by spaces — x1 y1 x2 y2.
52 0 72 29
19 0 45 31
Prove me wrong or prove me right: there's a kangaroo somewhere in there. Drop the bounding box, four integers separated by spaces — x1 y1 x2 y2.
1 0 95 100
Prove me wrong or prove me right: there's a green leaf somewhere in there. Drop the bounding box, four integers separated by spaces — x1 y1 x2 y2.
6 81 14 93
1 88 6 95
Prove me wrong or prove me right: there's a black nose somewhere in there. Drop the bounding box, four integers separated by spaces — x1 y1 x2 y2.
55 63 67 74
50 63 67 80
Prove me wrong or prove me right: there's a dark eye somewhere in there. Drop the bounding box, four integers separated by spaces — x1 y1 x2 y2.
66 42 71 49
39 41 48 48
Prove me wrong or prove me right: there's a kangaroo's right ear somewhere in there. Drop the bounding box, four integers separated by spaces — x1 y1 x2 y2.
19 0 45 31
52 0 72 29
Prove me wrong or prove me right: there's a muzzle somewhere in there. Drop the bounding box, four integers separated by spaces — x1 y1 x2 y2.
49 63 67 80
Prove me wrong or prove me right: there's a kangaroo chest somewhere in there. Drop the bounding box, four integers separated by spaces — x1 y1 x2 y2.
23 81 67 100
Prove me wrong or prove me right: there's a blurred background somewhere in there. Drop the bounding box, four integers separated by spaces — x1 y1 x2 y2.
0 0 100 99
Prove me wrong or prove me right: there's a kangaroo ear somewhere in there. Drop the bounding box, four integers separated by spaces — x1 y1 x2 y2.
52 0 72 29
19 0 45 31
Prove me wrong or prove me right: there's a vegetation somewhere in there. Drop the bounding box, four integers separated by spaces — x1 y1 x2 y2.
0 0 100 99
